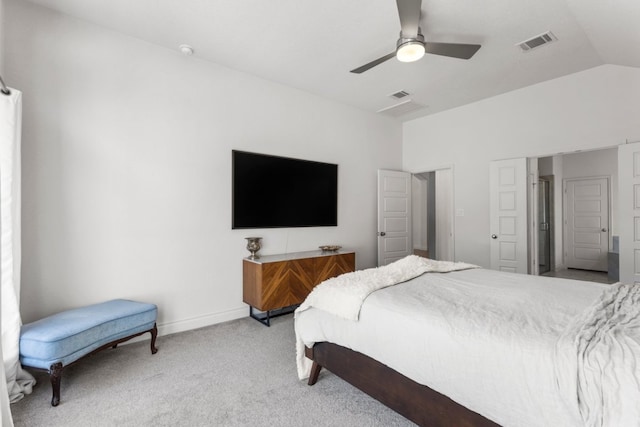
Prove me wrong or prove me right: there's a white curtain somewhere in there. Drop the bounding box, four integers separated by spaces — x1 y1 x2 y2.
1 87 36 425
1 340 13 427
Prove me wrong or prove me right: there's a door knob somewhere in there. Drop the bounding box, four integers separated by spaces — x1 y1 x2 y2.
379 232 386 237
601 228 607 232
491 234 498 239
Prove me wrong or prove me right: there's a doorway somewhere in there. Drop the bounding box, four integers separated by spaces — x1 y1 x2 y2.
534 148 617 282
377 168 455 266
491 148 618 282
412 168 454 262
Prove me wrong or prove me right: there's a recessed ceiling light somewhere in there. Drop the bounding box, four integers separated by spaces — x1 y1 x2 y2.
179 44 194 56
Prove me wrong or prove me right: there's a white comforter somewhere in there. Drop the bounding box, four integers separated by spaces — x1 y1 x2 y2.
556 282 640 427
297 255 478 321
295 264 640 427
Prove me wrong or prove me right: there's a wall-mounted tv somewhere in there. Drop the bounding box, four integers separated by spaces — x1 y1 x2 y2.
232 150 338 229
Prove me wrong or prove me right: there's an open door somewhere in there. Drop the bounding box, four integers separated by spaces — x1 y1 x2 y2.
378 170 412 266
618 141 640 284
490 158 528 273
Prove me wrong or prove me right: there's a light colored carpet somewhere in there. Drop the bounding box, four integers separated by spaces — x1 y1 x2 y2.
10 314 415 426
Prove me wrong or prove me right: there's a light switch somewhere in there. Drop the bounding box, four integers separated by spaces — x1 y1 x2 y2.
456 209 465 217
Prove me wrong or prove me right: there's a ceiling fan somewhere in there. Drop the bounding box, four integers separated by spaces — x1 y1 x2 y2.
350 0 481 74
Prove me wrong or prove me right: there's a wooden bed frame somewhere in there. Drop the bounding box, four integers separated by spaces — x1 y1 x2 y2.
305 342 500 427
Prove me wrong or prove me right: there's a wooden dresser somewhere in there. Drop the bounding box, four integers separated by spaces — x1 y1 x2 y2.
243 250 355 325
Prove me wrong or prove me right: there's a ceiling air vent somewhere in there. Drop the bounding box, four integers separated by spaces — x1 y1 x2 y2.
517 31 557 52
389 90 410 100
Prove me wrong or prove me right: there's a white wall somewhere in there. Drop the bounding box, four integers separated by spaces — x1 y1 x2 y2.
434 169 454 261
538 157 553 176
403 64 640 267
5 0 402 330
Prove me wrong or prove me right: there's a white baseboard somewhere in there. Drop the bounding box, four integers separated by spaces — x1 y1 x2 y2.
158 306 248 336
121 305 248 345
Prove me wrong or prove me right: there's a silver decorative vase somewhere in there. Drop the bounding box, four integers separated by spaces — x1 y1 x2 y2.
245 237 262 259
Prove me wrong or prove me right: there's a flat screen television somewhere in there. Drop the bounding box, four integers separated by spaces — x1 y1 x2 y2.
232 150 338 229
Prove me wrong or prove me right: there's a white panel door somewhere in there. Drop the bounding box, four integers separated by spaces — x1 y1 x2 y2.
490 158 528 273
378 170 412 266
564 178 609 271
618 142 640 284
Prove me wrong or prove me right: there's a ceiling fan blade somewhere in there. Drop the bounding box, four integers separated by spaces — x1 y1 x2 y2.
350 52 397 74
396 0 422 38
424 42 481 60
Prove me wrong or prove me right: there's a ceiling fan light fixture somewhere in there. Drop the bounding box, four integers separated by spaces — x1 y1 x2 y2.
396 33 426 63
351 2 482 74
396 41 425 62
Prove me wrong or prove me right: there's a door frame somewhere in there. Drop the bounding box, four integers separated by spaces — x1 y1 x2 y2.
562 175 611 271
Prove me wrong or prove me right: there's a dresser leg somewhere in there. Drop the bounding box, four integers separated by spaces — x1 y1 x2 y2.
249 306 271 326
249 305 299 327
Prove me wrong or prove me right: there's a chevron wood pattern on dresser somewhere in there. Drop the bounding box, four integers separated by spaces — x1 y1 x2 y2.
260 257 315 310
314 254 355 283
243 251 355 311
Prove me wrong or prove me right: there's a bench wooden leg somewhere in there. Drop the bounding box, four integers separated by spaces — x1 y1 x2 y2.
49 362 63 407
150 323 158 354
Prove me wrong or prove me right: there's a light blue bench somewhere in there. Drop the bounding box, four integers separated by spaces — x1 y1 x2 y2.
20 299 158 406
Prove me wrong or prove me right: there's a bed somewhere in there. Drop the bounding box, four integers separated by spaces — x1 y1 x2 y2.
294 256 640 427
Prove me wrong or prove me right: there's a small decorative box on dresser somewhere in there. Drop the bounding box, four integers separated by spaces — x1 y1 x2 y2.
243 250 355 325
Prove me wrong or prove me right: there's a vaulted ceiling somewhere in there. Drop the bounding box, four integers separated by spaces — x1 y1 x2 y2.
22 0 640 120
